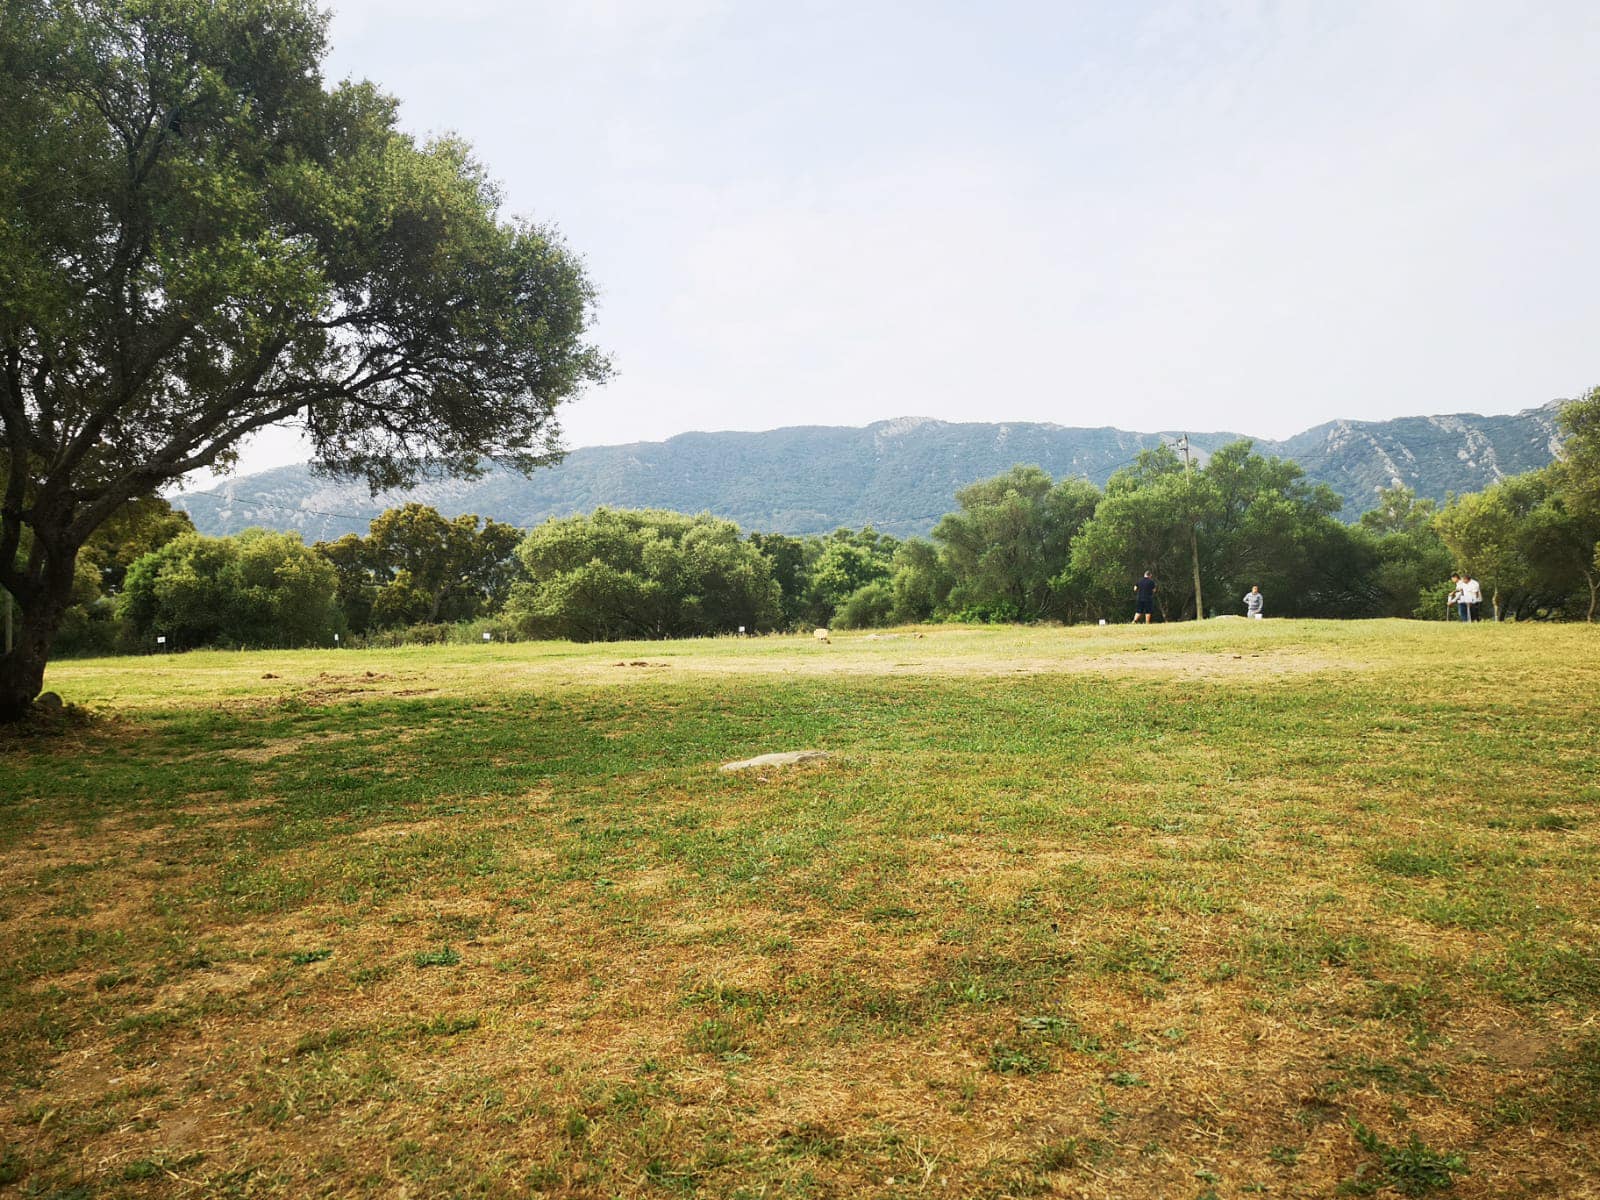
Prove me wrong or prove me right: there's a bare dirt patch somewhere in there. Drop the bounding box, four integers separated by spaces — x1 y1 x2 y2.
220 730 359 762
153 960 266 1007
351 819 452 844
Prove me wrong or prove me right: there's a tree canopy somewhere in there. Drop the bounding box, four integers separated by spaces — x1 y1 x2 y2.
932 466 1098 622
0 0 608 718
363 504 521 629
1555 386 1600 522
507 509 780 641
34 386 1600 658
1435 463 1600 621
1061 442 1358 620
119 528 337 649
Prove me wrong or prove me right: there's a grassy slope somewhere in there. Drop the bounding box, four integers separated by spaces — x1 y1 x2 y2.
3 621 1598 1197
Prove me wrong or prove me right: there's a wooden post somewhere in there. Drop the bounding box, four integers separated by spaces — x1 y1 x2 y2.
1178 435 1204 620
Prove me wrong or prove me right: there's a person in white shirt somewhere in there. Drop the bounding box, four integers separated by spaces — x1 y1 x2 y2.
1461 573 1483 622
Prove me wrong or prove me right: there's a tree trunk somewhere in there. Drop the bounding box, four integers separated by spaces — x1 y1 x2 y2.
0 604 62 722
0 559 76 724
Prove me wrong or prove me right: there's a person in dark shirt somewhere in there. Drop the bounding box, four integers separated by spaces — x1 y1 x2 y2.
1133 570 1157 624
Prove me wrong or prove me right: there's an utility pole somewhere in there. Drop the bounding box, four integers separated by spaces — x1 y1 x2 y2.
1176 435 1204 620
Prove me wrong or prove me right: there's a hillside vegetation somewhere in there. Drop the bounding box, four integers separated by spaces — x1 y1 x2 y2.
4 621 1598 1197
173 404 1566 541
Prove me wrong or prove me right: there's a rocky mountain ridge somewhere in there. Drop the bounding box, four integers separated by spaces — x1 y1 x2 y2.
171 401 1569 542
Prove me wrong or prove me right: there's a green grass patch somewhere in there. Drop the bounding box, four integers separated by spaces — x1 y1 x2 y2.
4 621 1599 1197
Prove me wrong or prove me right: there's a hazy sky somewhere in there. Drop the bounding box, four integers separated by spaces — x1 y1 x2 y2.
222 0 1600 477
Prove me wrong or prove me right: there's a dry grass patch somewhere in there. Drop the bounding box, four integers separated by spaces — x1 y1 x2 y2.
4 621 1599 1196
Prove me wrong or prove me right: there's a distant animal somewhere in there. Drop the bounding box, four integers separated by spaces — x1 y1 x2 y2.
813 628 830 643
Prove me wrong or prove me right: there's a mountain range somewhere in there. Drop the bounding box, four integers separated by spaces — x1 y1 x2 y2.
171 402 1569 542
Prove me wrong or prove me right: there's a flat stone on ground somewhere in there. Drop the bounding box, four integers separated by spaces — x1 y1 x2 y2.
719 750 830 772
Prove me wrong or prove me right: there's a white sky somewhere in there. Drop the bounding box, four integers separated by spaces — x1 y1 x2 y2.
219 0 1600 478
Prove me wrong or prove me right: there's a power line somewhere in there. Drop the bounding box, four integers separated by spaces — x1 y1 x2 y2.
1059 438 1186 484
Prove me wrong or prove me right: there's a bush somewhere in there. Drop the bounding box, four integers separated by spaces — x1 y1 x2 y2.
48 600 124 657
507 509 781 641
1414 582 1455 621
950 600 1023 625
346 620 523 649
834 581 896 629
119 529 338 649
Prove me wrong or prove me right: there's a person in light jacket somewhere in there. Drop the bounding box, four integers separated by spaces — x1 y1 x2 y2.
1244 585 1264 619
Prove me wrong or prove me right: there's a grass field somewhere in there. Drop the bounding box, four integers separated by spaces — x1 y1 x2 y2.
3 620 1598 1198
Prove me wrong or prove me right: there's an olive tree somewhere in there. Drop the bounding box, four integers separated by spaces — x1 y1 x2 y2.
506 509 780 641
932 466 1099 622
1554 387 1600 523
1062 447 1193 620
118 528 338 648
358 504 522 629
0 0 608 718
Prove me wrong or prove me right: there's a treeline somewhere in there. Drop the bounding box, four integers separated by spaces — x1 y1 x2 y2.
45 391 1600 653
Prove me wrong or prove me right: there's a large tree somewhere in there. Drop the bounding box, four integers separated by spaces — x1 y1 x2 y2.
747 531 809 628
0 0 608 719
1553 387 1600 614
1434 474 1546 620
1192 441 1351 617
1555 387 1600 521
506 509 780 641
1520 481 1600 621
1063 447 1192 620
1063 442 1353 620
361 503 521 628
1356 485 1454 618
932 466 1099 622
805 533 896 626
119 527 337 648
